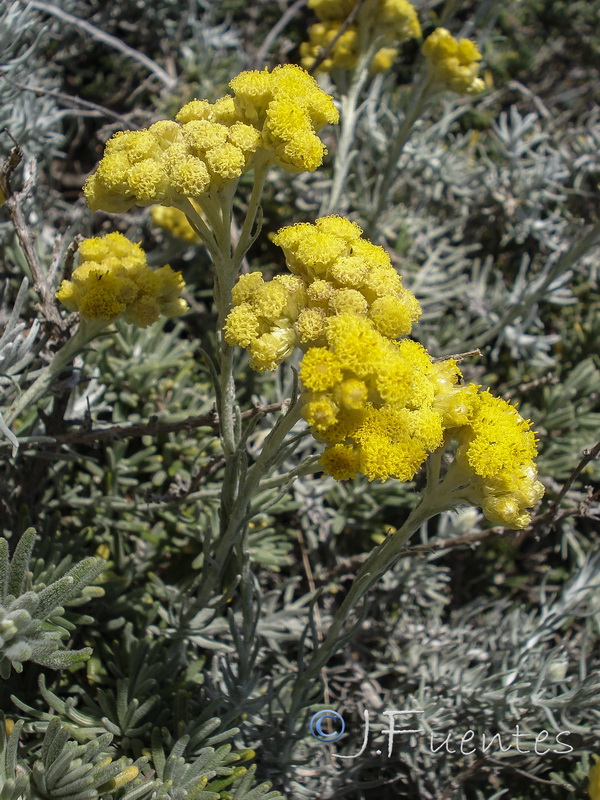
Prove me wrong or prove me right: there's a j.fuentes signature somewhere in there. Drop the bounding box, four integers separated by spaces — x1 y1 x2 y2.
309 709 573 758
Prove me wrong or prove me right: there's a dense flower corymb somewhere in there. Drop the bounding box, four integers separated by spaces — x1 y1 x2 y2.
306 313 448 482
453 391 545 528
56 232 188 327
226 212 543 527
84 66 338 213
422 28 485 95
229 64 339 171
224 216 421 371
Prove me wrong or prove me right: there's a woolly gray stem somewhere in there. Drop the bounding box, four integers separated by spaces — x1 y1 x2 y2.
282 451 463 753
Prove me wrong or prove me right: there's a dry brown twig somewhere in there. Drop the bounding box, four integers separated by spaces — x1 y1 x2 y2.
3 79 141 129
14 401 289 449
432 349 482 362
0 138 66 332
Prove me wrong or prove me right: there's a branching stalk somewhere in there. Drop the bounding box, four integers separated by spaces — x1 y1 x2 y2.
282 452 465 750
366 70 435 237
320 48 376 216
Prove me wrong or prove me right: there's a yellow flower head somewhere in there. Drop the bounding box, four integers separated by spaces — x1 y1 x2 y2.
457 392 537 480
309 0 356 22
204 142 247 186
181 119 229 153
249 326 297 372
308 279 336 308
167 156 211 197
302 392 340 431
224 304 261 349
296 307 327 344
370 48 398 74
300 347 344 391
335 377 369 410
85 68 337 215
454 390 544 528
321 443 361 480
350 405 443 482
175 100 213 124
229 64 338 172
226 216 422 371
378 0 421 39
297 311 446 482
211 95 239 125
422 28 485 95
56 233 188 327
369 293 421 337
301 22 359 73
151 205 201 243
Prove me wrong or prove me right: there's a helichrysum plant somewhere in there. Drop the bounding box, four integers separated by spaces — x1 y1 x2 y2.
54 59 545 753
421 27 486 95
303 0 489 226
225 216 543 526
4 233 187 431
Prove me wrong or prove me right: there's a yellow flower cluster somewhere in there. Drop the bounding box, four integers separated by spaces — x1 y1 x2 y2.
306 315 448 483
422 28 485 95
312 327 543 527
151 205 200 243
224 215 421 371
84 66 338 213
447 388 545 528
55 232 188 327
228 64 338 172
300 0 421 74
226 213 543 527
301 23 360 73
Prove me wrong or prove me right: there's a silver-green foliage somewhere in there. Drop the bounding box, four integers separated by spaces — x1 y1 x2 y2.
0 279 40 453
1 704 281 800
0 1 64 159
0 528 104 677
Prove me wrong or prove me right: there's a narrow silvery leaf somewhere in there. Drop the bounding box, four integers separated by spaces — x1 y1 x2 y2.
34 577 75 619
0 412 18 456
7 528 36 598
0 538 8 601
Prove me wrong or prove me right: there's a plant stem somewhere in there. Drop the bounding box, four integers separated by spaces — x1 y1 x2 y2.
320 52 373 217
282 452 461 744
365 70 435 238
176 198 220 259
233 152 271 267
178 157 301 610
195 401 303 609
5 320 104 430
